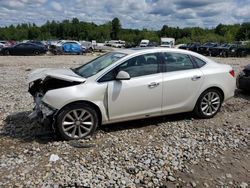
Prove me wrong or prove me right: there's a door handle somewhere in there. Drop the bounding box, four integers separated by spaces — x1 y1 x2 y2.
191 75 201 81
148 82 160 88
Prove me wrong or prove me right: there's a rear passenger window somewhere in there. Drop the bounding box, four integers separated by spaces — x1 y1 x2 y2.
193 56 206 68
163 53 194 72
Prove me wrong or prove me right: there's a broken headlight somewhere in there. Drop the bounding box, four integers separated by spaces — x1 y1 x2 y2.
40 102 55 116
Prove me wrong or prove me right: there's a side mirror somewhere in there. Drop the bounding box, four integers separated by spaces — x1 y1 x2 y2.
115 71 130 80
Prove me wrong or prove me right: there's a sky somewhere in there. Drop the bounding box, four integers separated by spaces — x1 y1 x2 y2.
0 0 249 29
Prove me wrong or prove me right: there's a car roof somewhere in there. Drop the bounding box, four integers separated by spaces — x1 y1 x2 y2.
114 47 215 65
115 47 196 55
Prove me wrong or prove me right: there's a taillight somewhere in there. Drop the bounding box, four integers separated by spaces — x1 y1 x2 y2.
229 70 235 77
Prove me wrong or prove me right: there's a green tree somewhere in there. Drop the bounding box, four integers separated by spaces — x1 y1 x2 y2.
236 22 250 40
111 17 121 40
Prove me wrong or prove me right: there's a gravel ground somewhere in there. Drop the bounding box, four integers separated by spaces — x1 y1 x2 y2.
0 54 249 188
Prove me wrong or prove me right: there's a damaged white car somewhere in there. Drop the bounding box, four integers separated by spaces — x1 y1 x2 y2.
27 48 235 140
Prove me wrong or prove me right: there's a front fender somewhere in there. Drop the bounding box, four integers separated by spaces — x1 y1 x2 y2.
42 82 109 123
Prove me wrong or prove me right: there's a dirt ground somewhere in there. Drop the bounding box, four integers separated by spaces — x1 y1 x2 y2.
0 54 249 188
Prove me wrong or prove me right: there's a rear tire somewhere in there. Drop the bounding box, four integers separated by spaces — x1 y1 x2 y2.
194 89 223 118
5 50 10 55
56 103 99 140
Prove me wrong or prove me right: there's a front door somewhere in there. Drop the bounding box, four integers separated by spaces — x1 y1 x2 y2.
105 53 163 122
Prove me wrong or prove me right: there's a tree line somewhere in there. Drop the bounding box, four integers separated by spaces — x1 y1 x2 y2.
0 17 250 45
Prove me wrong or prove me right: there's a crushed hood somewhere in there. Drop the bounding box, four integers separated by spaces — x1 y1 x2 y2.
26 68 86 83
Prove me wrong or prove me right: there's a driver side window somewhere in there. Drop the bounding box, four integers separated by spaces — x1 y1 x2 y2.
98 53 160 82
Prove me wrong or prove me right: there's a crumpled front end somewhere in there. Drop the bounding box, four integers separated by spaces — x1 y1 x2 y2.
28 91 57 126
27 68 86 126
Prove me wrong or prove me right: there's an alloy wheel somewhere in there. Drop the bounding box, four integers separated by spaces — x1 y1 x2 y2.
61 109 94 139
200 91 221 116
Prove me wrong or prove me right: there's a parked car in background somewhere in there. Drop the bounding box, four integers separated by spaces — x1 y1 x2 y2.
233 45 249 57
160 37 175 48
210 43 248 57
50 41 85 55
237 64 250 92
0 42 4 51
105 40 125 48
124 42 137 48
178 43 189 50
0 41 12 53
210 43 238 57
111 40 125 48
179 42 201 52
47 40 59 47
27 48 235 140
0 40 12 48
52 40 82 48
147 41 157 47
26 40 48 49
80 41 93 52
198 42 219 56
210 43 229 57
187 42 201 52
140 39 150 47
1 43 47 55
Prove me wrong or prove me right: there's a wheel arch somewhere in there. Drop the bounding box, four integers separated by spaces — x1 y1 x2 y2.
193 86 225 118
193 86 225 112
197 86 225 105
56 100 102 124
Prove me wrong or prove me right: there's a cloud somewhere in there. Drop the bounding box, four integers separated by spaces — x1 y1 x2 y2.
50 1 63 11
174 0 222 9
1 0 25 9
0 0 248 29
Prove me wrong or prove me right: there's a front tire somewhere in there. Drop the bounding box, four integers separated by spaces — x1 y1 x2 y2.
194 89 223 118
56 103 99 140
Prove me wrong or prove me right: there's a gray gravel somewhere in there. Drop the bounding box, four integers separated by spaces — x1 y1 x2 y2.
0 55 249 187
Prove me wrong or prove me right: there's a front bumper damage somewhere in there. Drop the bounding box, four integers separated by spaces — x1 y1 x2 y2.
28 93 57 126
27 67 86 126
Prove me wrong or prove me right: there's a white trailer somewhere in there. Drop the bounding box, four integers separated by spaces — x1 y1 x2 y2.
160 37 175 48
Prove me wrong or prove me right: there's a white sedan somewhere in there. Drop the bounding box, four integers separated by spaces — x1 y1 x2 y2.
27 48 236 140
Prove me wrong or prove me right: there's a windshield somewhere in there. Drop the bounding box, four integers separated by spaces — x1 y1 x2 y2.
162 42 170 45
74 52 126 78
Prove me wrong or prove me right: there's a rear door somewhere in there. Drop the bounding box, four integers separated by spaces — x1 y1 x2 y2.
161 52 204 114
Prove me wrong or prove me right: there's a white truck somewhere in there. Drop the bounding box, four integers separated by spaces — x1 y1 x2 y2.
140 39 150 47
110 40 125 48
160 37 175 48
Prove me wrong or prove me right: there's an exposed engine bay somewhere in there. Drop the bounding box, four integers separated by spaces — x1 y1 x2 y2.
28 77 81 96
28 77 82 126
27 68 85 125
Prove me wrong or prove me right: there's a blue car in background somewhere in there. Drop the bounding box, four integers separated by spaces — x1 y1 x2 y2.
51 41 86 55
63 42 81 54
